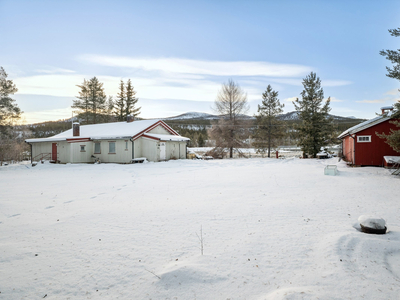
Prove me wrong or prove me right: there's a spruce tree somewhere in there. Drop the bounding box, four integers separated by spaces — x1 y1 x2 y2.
253 85 285 157
114 80 126 121
125 79 140 118
72 77 106 124
293 72 334 158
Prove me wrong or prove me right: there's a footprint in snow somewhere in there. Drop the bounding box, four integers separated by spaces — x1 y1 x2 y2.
8 214 21 218
90 196 97 199
45 206 54 209
64 200 73 203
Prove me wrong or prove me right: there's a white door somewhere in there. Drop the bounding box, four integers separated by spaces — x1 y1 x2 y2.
160 142 166 160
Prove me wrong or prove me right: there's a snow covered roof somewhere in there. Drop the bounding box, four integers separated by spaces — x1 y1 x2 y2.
143 133 190 142
338 114 391 139
25 119 184 143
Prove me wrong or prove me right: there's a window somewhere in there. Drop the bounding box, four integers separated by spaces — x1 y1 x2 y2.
94 142 101 154
357 135 371 143
80 145 86 152
125 140 128 151
109 142 116 154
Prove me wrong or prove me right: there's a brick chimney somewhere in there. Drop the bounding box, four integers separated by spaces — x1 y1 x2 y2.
73 122 80 136
381 106 394 115
127 115 134 123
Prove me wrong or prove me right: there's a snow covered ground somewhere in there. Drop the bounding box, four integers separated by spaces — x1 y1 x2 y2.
1 158 400 299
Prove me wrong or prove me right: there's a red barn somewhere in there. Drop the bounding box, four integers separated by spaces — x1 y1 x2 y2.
338 106 399 166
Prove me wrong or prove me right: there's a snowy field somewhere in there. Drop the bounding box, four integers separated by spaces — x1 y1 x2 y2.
1 158 400 299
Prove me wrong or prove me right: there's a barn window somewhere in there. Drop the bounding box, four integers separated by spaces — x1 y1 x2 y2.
357 135 371 143
109 142 116 154
94 142 101 154
80 145 86 152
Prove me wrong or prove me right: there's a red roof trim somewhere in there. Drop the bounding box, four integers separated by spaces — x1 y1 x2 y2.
142 134 160 141
67 138 91 143
132 120 179 141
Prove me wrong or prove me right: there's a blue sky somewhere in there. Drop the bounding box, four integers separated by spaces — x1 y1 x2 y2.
1 0 400 123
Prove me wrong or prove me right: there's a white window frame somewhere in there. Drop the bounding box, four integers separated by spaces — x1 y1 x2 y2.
109 141 116 154
357 135 371 143
125 140 128 151
80 145 86 152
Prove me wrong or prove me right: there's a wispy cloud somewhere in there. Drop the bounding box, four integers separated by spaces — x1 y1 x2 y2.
328 97 343 102
385 88 400 95
78 54 313 78
36 68 76 74
356 99 386 104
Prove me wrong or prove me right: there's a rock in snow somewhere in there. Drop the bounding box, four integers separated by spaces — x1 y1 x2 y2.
358 215 387 234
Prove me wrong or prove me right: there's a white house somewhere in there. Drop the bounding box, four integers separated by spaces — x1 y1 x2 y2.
25 119 190 163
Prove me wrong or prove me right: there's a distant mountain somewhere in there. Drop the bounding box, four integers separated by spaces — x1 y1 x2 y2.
164 111 364 122
163 112 219 120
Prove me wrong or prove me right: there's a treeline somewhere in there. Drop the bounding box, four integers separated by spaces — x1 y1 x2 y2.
72 77 140 124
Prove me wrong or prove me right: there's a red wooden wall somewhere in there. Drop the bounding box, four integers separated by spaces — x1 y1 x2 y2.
349 119 399 166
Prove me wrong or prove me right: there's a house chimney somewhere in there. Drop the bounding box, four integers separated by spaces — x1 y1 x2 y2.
127 115 134 123
73 122 80 136
381 106 394 115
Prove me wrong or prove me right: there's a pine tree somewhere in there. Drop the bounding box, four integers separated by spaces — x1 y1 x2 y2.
376 101 400 152
114 80 126 121
72 79 90 124
380 28 400 81
0 67 21 134
125 79 140 118
253 85 285 157
293 72 334 158
0 67 23 164
87 77 106 124
72 77 106 124
377 28 400 152
209 79 250 158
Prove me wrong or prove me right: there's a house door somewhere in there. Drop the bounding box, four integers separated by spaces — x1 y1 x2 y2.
160 142 166 160
52 143 57 161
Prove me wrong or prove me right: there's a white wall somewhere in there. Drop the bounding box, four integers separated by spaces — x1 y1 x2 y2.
148 125 171 135
31 142 52 161
92 140 132 163
141 138 159 162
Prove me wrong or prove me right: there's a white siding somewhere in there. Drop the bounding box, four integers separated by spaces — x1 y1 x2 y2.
31 142 52 161
92 140 131 163
141 138 159 162
133 138 142 158
165 141 187 160
148 125 171 135
58 141 70 163
69 142 93 163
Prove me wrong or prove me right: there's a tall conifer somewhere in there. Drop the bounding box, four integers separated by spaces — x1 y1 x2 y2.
253 85 285 157
293 72 334 158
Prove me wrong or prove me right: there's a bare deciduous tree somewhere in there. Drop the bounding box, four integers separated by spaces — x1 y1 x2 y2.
209 80 250 158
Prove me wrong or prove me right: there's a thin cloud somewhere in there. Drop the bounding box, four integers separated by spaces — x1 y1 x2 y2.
284 97 298 102
36 68 76 74
78 54 313 77
385 88 400 95
356 99 385 104
327 97 343 102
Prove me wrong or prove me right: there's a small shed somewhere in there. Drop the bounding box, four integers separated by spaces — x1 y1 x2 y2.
338 107 399 166
25 119 190 163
